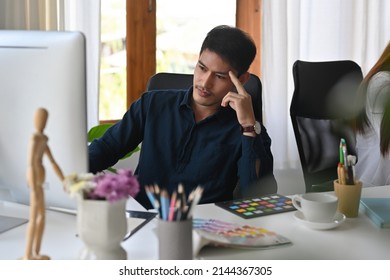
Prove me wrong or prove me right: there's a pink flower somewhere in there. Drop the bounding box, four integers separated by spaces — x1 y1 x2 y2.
64 169 140 203
91 169 140 203
90 169 139 202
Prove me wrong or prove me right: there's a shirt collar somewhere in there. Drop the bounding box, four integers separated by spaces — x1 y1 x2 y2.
181 87 235 123
177 86 193 109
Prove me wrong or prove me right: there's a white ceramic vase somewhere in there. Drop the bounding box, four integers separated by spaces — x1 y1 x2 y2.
77 197 127 260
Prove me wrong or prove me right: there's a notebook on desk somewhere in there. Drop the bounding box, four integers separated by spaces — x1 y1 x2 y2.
360 198 390 228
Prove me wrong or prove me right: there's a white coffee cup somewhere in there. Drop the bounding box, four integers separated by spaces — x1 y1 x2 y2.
292 193 338 223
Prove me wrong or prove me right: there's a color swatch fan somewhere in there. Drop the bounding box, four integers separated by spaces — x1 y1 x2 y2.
192 219 291 256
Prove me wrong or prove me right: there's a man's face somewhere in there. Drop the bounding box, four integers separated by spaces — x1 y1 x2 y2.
192 49 236 109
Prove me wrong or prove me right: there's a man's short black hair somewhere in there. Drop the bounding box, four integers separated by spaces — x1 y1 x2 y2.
200 25 256 76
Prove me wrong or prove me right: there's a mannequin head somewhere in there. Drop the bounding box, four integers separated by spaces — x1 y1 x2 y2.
34 108 48 133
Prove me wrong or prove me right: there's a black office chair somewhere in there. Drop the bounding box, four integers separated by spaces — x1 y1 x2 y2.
290 60 363 193
146 72 263 123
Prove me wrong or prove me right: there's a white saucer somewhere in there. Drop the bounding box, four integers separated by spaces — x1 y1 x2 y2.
294 211 346 230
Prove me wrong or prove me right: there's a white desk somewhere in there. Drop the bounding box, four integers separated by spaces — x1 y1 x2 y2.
1 186 390 260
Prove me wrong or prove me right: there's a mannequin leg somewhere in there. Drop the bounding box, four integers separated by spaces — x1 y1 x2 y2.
21 193 38 260
33 187 50 260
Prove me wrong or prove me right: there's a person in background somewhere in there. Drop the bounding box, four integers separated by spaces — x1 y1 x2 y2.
354 41 390 187
89 25 277 209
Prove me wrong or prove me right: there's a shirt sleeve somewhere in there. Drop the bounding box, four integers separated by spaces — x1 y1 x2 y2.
237 123 277 196
88 96 146 173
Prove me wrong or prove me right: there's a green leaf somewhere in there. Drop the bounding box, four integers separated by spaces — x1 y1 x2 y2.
88 123 114 143
87 123 140 163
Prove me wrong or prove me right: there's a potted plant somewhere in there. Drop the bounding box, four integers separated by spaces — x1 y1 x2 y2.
88 123 140 173
64 169 140 259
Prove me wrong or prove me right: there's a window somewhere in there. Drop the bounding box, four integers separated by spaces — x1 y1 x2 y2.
99 0 127 121
100 0 260 122
156 0 236 74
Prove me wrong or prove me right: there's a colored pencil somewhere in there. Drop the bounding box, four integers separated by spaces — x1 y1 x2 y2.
160 189 169 221
185 186 204 219
145 185 156 208
168 191 177 221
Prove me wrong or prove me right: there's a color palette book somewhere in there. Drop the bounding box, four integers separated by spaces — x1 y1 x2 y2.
215 194 296 219
192 218 292 255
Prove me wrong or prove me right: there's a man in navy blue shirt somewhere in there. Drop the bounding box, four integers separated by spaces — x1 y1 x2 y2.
89 25 277 209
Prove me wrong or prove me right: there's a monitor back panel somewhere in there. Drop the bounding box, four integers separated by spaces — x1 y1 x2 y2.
0 30 88 210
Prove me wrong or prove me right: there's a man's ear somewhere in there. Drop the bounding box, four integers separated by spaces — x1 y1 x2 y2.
238 72 250 85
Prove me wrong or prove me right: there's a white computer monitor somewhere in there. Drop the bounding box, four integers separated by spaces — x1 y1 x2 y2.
0 30 88 211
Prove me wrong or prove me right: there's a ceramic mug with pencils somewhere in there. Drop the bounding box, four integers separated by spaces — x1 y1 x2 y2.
336 138 361 217
145 184 203 259
334 179 362 218
158 218 193 260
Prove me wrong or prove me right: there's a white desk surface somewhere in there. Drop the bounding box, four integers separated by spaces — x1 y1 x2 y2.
1 186 390 260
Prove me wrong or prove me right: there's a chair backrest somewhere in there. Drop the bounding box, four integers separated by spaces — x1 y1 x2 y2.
290 60 363 192
146 72 263 123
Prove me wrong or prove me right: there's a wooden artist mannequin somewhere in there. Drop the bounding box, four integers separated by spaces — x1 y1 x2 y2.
21 108 65 260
